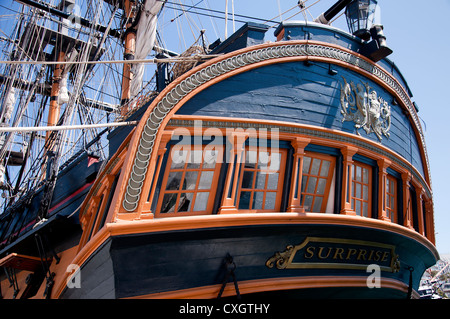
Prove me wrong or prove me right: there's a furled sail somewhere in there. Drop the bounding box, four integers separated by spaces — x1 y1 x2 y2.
130 0 164 98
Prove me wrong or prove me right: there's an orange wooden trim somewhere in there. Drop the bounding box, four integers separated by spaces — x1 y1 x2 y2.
124 276 416 299
287 137 310 213
401 172 414 230
108 213 438 257
0 253 50 272
144 131 175 216
79 128 134 221
378 158 392 222
340 146 358 215
414 184 426 236
218 133 249 214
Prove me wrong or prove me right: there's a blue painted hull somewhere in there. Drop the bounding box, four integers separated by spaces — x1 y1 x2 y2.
60 215 436 299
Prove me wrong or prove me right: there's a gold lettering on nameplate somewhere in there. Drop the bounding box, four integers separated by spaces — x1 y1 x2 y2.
265 237 400 273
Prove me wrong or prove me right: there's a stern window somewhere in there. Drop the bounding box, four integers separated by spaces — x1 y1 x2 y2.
236 147 287 212
351 162 372 217
156 145 223 216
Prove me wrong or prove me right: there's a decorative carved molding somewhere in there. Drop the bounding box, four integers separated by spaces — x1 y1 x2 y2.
122 41 428 212
340 77 391 141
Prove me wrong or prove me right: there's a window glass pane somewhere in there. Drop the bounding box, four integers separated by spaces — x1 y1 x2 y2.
306 177 317 194
304 195 313 211
187 150 202 169
267 172 279 190
255 172 266 189
316 178 327 195
363 167 369 184
355 165 362 182
386 178 390 193
355 200 361 215
161 193 177 213
301 175 308 192
171 150 188 169
303 157 311 174
166 172 183 190
253 192 264 209
241 171 254 189
311 158 321 175
320 160 330 177
194 192 209 211
237 147 285 212
178 193 193 211
183 171 198 190
265 192 276 210
198 171 214 189
246 150 257 168
313 197 323 212
363 185 369 201
363 202 368 217
258 151 270 168
203 149 218 168
239 191 251 209
355 183 361 199
158 145 223 216
268 152 281 171
320 160 331 177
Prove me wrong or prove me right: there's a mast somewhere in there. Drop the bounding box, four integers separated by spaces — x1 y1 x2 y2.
120 0 137 116
44 51 65 155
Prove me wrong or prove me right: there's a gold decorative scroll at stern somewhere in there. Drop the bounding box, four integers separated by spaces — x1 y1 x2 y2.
266 237 400 273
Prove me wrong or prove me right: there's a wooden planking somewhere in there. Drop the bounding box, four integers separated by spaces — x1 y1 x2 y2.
60 240 115 299
176 61 425 177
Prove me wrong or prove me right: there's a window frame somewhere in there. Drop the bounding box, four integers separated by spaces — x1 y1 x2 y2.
351 161 372 217
235 146 287 213
155 144 223 217
300 151 336 213
385 174 397 223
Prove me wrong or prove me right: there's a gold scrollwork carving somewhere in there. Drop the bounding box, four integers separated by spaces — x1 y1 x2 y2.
265 245 295 269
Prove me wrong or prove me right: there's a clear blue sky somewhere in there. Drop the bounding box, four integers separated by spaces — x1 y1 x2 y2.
1 0 449 257
378 0 450 256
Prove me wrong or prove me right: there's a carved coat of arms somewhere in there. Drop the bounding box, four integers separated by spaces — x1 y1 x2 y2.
339 77 391 141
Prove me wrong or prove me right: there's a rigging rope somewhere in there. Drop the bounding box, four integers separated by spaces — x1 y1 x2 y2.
0 120 138 133
0 54 221 65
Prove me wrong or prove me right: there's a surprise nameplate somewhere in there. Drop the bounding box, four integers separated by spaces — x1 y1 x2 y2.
266 237 400 273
